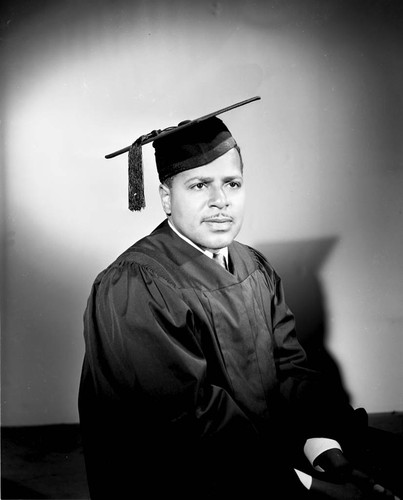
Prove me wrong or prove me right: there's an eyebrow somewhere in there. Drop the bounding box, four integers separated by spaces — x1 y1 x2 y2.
184 175 243 185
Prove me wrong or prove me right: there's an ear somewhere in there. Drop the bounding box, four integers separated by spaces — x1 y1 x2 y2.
159 183 172 216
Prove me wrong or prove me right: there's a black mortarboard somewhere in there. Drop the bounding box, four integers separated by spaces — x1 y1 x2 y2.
105 96 261 211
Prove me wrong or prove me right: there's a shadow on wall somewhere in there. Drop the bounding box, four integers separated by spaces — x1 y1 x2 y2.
255 237 351 406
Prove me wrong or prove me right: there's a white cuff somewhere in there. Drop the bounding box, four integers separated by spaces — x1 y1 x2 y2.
294 468 313 489
304 438 343 471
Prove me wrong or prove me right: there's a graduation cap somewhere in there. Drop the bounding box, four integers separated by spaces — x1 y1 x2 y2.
105 96 261 211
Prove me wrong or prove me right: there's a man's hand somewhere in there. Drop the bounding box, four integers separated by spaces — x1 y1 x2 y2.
349 469 398 499
311 475 399 499
313 448 352 481
311 476 368 499
311 449 400 499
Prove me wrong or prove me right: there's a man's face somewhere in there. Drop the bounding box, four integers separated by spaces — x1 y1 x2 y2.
160 148 245 252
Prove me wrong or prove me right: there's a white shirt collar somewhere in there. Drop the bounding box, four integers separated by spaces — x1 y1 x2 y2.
167 219 228 261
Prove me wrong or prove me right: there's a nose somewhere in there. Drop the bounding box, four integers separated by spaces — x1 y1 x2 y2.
209 185 228 209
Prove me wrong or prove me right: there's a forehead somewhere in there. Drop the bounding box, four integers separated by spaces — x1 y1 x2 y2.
173 148 243 183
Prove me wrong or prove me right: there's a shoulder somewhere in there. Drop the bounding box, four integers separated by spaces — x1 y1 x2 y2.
93 227 178 291
101 248 176 290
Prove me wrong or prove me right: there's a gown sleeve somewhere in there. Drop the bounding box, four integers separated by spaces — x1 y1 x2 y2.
81 256 255 440
80 257 269 497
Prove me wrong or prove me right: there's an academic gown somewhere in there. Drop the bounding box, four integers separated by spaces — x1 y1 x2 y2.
78 220 354 499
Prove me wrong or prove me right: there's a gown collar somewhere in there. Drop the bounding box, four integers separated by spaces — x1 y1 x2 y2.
167 219 229 263
143 220 259 289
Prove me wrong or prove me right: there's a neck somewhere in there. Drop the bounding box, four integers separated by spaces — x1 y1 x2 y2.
167 219 228 256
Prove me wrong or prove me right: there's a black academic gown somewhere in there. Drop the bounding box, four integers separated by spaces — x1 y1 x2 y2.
78 220 354 499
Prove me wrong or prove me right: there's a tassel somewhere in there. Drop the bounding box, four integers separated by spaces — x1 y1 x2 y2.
128 137 146 211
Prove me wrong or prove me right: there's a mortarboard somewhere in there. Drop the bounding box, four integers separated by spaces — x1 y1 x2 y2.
105 96 261 211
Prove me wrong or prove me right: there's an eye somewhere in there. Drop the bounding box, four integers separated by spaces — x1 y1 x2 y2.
228 181 242 189
191 182 206 190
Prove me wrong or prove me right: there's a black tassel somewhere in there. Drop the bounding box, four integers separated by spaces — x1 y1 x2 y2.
128 137 146 211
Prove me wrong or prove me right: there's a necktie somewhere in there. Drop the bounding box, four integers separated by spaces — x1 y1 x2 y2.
213 252 228 270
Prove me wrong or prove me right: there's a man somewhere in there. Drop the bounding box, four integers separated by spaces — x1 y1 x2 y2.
79 98 400 499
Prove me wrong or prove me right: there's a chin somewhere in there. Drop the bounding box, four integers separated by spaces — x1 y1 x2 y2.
201 232 236 250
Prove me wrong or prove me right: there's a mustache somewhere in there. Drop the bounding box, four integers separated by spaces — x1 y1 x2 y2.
202 215 233 222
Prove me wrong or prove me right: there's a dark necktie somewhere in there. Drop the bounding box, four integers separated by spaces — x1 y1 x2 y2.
213 252 228 270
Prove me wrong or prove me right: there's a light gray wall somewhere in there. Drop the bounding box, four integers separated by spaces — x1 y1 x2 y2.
1 0 402 425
